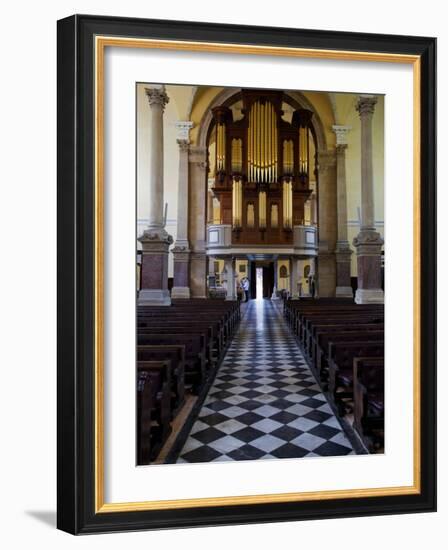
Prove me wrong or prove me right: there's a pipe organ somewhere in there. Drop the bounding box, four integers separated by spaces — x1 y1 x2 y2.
211 90 314 245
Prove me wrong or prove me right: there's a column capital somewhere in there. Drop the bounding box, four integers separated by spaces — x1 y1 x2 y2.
177 139 190 152
175 120 194 142
145 86 169 109
332 125 352 146
356 95 377 117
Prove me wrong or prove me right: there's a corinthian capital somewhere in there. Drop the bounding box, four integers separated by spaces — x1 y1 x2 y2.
356 95 377 117
332 125 351 146
175 120 194 142
145 87 169 109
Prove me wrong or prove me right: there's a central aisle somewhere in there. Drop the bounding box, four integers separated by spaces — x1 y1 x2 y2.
177 299 354 463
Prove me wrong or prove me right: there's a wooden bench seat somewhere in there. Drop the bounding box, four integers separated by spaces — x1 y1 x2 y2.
327 341 384 414
137 360 172 464
315 330 384 381
137 345 186 416
353 357 384 451
137 334 206 393
309 322 384 362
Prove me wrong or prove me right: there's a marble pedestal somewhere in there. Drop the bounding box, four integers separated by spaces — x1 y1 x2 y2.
353 230 384 304
138 228 173 306
171 245 191 299
335 245 353 298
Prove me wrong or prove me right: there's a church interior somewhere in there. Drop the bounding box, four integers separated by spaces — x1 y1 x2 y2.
136 84 385 465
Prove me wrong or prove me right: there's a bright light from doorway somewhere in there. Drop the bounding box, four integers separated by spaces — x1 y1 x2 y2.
256 267 263 300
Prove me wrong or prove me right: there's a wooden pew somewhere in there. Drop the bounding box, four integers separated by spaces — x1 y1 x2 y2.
137 360 172 464
299 310 383 346
137 345 186 416
353 357 384 451
138 311 228 345
137 334 206 393
315 330 384 381
309 322 384 363
138 321 221 363
327 341 384 414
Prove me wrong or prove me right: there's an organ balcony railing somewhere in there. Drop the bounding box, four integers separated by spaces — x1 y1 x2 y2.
206 223 318 256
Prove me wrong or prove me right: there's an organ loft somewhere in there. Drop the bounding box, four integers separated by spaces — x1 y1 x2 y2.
207 90 319 300
211 90 313 241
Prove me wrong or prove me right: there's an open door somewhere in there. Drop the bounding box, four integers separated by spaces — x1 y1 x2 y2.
262 263 274 298
250 261 256 299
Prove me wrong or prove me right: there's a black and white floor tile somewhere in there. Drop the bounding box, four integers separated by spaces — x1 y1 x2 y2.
176 299 355 463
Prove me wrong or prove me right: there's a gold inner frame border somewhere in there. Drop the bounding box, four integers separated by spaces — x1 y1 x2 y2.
94 35 421 513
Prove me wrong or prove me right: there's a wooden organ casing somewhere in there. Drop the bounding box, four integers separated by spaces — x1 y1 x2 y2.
210 90 315 245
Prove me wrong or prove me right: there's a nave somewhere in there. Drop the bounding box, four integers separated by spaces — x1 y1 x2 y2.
173 300 355 463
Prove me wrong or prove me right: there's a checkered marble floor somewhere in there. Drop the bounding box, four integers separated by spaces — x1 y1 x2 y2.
176 299 354 463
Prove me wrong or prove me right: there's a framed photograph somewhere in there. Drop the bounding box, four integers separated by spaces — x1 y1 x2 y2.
57 15 436 534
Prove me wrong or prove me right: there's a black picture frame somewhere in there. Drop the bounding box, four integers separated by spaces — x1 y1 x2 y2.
57 14 436 534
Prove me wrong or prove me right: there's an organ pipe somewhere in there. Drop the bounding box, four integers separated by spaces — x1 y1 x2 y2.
259 191 267 229
299 126 309 175
231 138 243 173
247 203 255 228
271 204 279 229
248 101 278 183
283 139 294 175
283 180 292 229
216 122 226 172
232 177 242 228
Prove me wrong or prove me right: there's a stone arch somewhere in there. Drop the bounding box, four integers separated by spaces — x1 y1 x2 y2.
192 86 337 297
196 87 328 152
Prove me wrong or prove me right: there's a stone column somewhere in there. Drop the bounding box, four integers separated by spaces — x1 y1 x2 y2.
171 121 194 299
224 257 237 301
138 87 173 306
353 96 384 304
207 189 214 224
296 259 308 297
188 146 208 298
271 260 279 299
309 257 317 298
309 192 317 225
317 149 337 297
290 257 300 298
208 256 215 276
333 125 354 298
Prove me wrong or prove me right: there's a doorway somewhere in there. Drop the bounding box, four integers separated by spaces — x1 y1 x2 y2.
251 262 275 299
255 268 263 300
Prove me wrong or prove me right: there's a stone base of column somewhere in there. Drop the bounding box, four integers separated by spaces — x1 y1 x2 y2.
353 229 384 305
271 287 280 300
336 286 354 298
355 288 384 304
138 227 173 307
138 289 171 306
190 252 207 298
335 243 353 299
317 249 336 297
172 244 191 300
171 286 191 299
